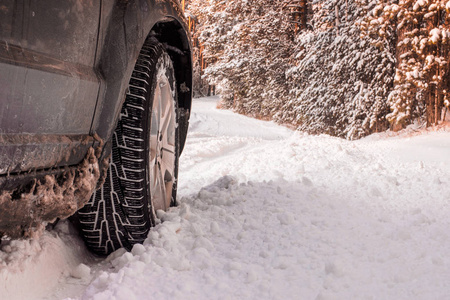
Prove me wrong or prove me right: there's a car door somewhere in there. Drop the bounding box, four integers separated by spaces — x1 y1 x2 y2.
0 0 101 175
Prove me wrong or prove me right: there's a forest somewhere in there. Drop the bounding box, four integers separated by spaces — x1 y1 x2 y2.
185 0 450 139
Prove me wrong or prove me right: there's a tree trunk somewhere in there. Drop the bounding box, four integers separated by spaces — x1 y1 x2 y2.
300 0 307 30
425 9 439 126
335 5 339 35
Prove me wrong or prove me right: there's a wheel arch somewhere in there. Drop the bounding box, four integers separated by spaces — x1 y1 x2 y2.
151 18 193 152
152 19 193 113
91 1 192 163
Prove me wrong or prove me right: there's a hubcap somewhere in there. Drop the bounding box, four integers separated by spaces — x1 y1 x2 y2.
149 73 176 212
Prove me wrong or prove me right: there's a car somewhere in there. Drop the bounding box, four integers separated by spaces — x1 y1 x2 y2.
0 0 192 255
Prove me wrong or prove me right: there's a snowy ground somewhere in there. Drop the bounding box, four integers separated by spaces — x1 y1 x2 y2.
1 96 450 299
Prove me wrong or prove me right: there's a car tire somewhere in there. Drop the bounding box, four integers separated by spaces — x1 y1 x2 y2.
77 38 179 255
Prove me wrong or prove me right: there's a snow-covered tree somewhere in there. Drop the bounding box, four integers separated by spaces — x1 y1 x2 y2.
188 0 447 139
284 0 395 139
361 0 450 128
190 0 295 119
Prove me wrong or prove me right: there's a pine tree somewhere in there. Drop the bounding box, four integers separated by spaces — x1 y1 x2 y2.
361 0 450 128
190 0 295 119
285 0 395 139
188 0 448 139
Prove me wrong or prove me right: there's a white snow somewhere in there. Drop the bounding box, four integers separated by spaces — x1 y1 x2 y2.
0 221 97 300
430 28 441 44
1 96 450 299
70 264 91 280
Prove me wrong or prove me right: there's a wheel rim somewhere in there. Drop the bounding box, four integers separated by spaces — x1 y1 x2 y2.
149 72 176 212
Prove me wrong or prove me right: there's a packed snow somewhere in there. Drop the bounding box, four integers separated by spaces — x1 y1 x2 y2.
1 96 450 299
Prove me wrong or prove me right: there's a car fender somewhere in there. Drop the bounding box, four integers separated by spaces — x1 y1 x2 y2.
90 0 192 163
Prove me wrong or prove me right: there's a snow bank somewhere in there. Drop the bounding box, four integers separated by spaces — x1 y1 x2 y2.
0 221 95 300
2 97 449 299
79 97 450 299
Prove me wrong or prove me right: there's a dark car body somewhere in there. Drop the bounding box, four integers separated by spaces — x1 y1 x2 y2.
0 0 192 235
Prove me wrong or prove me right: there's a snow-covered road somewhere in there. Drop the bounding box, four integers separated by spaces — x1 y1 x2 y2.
1 96 450 299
